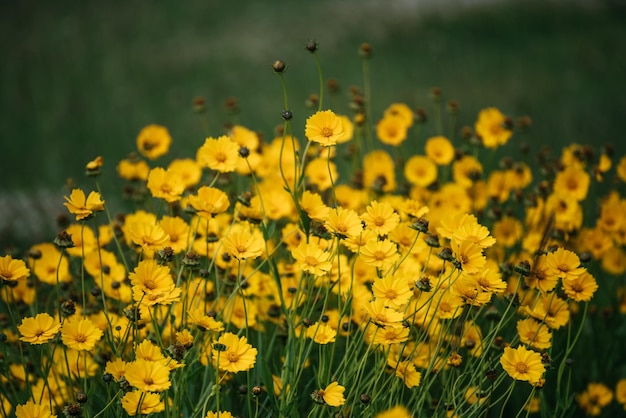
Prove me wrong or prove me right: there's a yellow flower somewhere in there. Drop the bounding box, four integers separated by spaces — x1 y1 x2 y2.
187 186 230 218
63 188 105 221
544 247 586 282
15 400 57 418
197 135 240 173
361 200 400 236
305 157 338 192
206 412 235 418
159 216 190 254
474 107 512 148
306 322 337 344
404 155 437 188
129 259 180 306
500 345 545 385
0 254 30 282
376 115 408 146
492 216 523 248
371 326 410 345
365 299 404 327
125 358 171 392
359 238 400 270
616 379 626 409
18 313 61 345
425 136 454 165
336 115 354 143
312 381 346 407
553 165 590 201
452 240 486 275
617 155 626 183
387 357 421 389
117 158 150 181
383 103 414 128
222 226 264 260
136 124 172 160
452 155 483 188
325 207 363 239
516 318 552 350
375 405 411 418
168 158 203 188
562 271 598 302
104 358 127 381
121 391 165 416
213 332 258 373
28 243 71 284
372 273 412 309
187 307 225 332
363 150 397 192
61 317 104 351
450 220 496 249
146 167 185 202
300 190 330 222
305 109 344 146
126 221 170 253
291 242 332 277
576 382 613 416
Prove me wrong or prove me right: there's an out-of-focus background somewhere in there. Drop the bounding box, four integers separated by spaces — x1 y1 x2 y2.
2 0 625 246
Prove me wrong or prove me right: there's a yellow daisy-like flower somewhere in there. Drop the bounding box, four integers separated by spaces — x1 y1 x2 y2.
126 222 170 253
312 381 346 407
325 207 363 239
500 345 545 385
187 186 230 219
359 238 400 270
544 247 586 282
146 167 185 203
291 241 332 277
383 103 414 128
300 190 330 222
306 322 337 344
159 216 190 254
576 383 614 416
213 332 258 373
387 357 422 389
117 158 150 181
206 411 235 418
371 326 410 345
404 155 437 188
474 107 512 149
375 405 412 418
129 259 179 305
0 254 30 282
516 318 552 350
18 313 61 345
187 307 225 332
361 200 400 236
28 243 71 284
365 299 405 328
562 270 598 302
168 158 203 188
63 188 105 221
363 150 397 192
305 157 338 192
615 379 626 409
121 391 165 416
125 358 171 392
61 317 104 351
222 227 264 260
137 124 172 160
305 109 344 146
376 114 409 146
452 155 483 188
15 400 57 418
425 135 455 166
197 135 240 173
372 273 412 309
452 240 486 275
553 165 590 202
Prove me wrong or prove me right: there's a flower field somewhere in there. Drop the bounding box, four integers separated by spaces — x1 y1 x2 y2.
2 38 626 418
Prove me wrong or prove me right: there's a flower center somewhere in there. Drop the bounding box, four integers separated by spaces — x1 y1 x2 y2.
144 279 156 290
373 251 386 261
304 256 319 267
514 361 528 374
227 352 239 362
144 377 154 385
321 127 333 137
215 152 227 163
373 216 385 227
75 333 87 343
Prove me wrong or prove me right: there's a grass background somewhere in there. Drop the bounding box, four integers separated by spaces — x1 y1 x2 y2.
1 0 626 245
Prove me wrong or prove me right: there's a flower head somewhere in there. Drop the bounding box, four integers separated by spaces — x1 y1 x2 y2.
213 332 258 373
61 317 104 351
137 124 172 159
291 242 332 276
305 110 344 146
0 255 30 282
500 345 546 385
197 135 240 173
15 400 57 418
187 186 230 218
474 107 512 149
18 313 61 345
125 358 171 392
121 391 165 416
312 381 346 407
222 227 264 260
147 167 185 202
63 189 105 221
361 200 400 236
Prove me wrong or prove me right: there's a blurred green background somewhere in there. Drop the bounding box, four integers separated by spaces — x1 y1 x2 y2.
2 0 626 245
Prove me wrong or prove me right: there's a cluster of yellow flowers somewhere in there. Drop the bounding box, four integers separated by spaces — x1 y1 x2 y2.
3 51 626 418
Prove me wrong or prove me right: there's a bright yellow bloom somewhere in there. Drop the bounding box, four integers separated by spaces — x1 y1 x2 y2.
305 157 338 191
388 357 421 389
146 167 185 202
336 114 354 143
125 358 171 392
187 307 225 332
404 155 437 187
28 243 71 284
312 381 346 407
306 322 337 344
492 216 523 248
361 200 400 236
516 318 552 350
325 207 363 239
121 391 165 416
305 109 344 146
197 135 240 173
63 188 105 220
562 271 598 302
206 412 235 418
372 273 412 309
291 242 332 276
365 299 404 327
434 290 464 320
616 379 626 409
159 216 190 254
187 186 230 219
126 221 170 253
104 358 127 381
300 190 330 222
18 313 61 344
544 247 586 282
425 135 454 165
359 238 400 270
500 345 545 385
375 405 411 418
522 294 571 330
168 157 203 188
213 332 258 373
363 150 397 192
222 226 264 260
0 254 30 282
452 155 483 188
117 157 150 181
15 400 57 418
136 124 172 160
474 107 512 148
376 114 408 146
553 165 590 201
372 326 410 345
383 103 414 127
61 317 104 351
450 220 496 249
452 240 486 274
130 259 180 306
